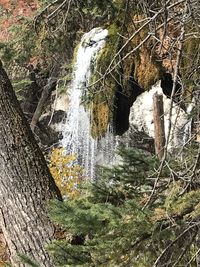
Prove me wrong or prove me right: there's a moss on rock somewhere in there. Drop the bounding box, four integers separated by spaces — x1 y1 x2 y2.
88 23 121 137
135 49 161 89
87 14 163 138
125 14 163 89
91 101 110 138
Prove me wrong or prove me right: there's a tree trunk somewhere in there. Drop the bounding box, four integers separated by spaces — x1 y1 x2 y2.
153 93 165 159
0 60 62 267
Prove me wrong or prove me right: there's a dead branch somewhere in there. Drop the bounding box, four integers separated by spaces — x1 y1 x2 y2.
153 222 200 267
143 4 187 208
34 0 64 30
153 93 166 159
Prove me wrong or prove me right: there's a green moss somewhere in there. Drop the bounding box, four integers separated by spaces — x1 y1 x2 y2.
182 37 200 82
67 23 121 138
125 14 163 89
135 52 161 89
74 9 170 138
88 23 120 138
112 0 126 9
71 43 80 67
90 101 110 138
180 33 200 105
93 23 119 77
88 15 164 138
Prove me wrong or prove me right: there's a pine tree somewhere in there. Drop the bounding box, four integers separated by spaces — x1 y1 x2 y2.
47 146 200 267
47 148 158 266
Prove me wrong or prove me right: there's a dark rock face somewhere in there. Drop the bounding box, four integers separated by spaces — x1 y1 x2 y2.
113 88 130 135
39 110 66 125
34 110 66 149
113 80 144 136
161 73 181 100
20 72 41 116
161 73 186 111
20 67 48 119
160 73 174 98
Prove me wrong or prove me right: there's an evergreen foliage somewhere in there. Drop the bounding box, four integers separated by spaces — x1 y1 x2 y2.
18 255 40 267
48 146 200 266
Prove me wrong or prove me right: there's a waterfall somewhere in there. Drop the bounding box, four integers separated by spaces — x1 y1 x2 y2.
62 27 115 178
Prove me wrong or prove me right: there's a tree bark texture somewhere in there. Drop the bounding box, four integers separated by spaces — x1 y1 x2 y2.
0 61 62 267
153 93 165 159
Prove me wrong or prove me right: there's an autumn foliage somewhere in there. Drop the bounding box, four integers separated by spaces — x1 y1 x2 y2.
49 148 84 199
0 0 39 40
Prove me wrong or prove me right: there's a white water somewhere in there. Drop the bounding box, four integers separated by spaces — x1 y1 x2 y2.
62 28 114 178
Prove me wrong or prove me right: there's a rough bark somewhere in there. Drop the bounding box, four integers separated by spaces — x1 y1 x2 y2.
0 60 62 267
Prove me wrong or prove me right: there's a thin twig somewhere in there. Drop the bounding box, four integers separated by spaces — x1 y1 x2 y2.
153 222 200 267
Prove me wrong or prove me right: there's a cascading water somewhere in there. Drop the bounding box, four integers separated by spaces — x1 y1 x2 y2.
59 27 191 178
61 27 116 178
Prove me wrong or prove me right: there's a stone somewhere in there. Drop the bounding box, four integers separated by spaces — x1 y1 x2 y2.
125 82 191 152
